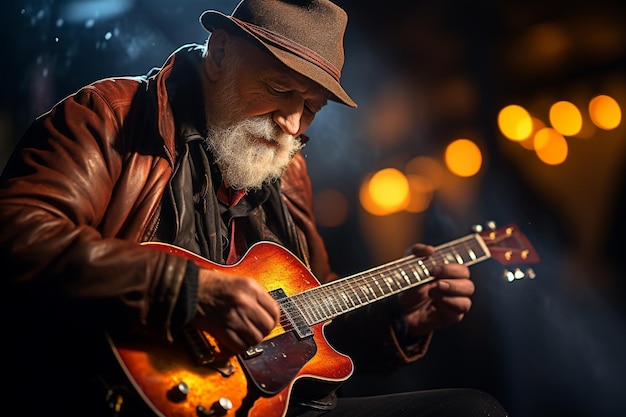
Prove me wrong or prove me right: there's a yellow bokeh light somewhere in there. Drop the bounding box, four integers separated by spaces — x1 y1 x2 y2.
359 168 409 216
549 100 582 136
359 177 387 216
534 127 568 165
589 95 622 130
498 104 533 141
444 139 483 177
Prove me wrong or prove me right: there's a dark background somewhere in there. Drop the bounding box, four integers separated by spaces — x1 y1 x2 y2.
2 1 625 416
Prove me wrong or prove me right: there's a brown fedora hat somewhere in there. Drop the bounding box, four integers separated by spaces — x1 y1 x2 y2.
200 0 357 108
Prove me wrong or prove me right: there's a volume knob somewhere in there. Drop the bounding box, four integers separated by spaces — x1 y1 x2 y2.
167 381 190 402
196 397 233 416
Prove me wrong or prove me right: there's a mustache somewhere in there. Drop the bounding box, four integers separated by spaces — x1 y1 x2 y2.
236 116 296 145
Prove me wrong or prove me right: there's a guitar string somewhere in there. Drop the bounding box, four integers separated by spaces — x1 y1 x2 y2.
274 235 486 329
274 237 481 329
296 239 479 322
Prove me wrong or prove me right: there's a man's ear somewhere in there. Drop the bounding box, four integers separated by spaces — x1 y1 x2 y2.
205 29 229 81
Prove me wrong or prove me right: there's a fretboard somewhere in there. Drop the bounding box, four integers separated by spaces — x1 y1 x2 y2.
289 233 491 326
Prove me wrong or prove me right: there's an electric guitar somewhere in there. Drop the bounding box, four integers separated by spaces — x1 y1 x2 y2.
108 223 539 417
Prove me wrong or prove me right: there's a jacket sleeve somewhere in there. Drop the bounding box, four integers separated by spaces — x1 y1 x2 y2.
280 152 431 374
0 83 187 341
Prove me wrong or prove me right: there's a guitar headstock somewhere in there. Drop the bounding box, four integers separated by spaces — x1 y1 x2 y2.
473 222 540 282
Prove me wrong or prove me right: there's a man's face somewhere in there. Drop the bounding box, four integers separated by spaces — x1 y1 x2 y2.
204 34 329 190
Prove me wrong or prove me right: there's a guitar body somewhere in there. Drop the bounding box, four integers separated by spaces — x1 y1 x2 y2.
109 241 354 417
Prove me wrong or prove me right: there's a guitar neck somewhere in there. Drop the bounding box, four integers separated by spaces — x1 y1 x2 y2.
288 233 491 326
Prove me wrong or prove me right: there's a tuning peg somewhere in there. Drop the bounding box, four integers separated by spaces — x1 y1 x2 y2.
503 270 515 282
503 267 537 282
486 221 497 231
503 268 525 281
503 269 523 282
471 224 484 233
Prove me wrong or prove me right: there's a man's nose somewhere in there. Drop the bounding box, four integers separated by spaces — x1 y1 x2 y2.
273 100 303 136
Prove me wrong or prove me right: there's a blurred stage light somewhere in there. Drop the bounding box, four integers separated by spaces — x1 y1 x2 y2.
60 0 134 23
444 139 482 177
589 95 622 130
498 104 533 141
534 127 568 165
549 100 582 136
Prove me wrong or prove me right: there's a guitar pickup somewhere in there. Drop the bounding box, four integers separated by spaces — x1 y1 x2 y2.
182 325 217 365
269 288 313 339
244 346 264 359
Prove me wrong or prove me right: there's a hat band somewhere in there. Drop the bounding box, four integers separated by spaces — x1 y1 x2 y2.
232 17 341 82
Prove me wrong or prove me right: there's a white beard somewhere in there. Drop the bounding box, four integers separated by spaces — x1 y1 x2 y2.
205 116 303 191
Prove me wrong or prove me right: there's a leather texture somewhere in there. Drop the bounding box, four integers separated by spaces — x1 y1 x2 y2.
0 45 425 370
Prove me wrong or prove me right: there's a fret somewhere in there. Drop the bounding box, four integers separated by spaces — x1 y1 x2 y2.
338 291 353 311
348 283 364 305
319 287 336 316
399 268 412 286
304 293 320 324
318 293 333 319
329 288 342 314
360 283 375 302
383 275 396 293
392 272 402 289
299 300 315 325
342 288 355 310
416 259 430 277
302 298 316 324
326 291 341 314
331 289 346 313
441 250 455 264
409 265 422 282
311 299 325 322
454 251 464 264
371 276 384 297
434 235 489 267
278 297 312 338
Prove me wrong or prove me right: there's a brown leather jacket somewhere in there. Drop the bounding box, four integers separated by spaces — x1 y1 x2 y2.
0 46 426 410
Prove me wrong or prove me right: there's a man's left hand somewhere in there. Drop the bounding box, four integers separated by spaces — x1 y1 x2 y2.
398 243 475 338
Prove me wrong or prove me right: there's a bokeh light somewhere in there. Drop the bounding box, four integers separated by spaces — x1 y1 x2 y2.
444 139 483 177
359 168 409 216
498 104 533 141
534 127 568 165
549 100 582 136
589 95 622 130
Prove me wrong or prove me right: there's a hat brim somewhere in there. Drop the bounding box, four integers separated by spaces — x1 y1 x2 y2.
200 10 357 108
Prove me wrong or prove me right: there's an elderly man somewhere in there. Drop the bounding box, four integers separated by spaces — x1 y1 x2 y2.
0 1 507 416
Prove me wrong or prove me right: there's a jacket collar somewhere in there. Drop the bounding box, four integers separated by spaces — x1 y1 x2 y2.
149 44 207 166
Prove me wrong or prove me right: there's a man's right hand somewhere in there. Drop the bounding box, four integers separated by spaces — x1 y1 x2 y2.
193 268 280 355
